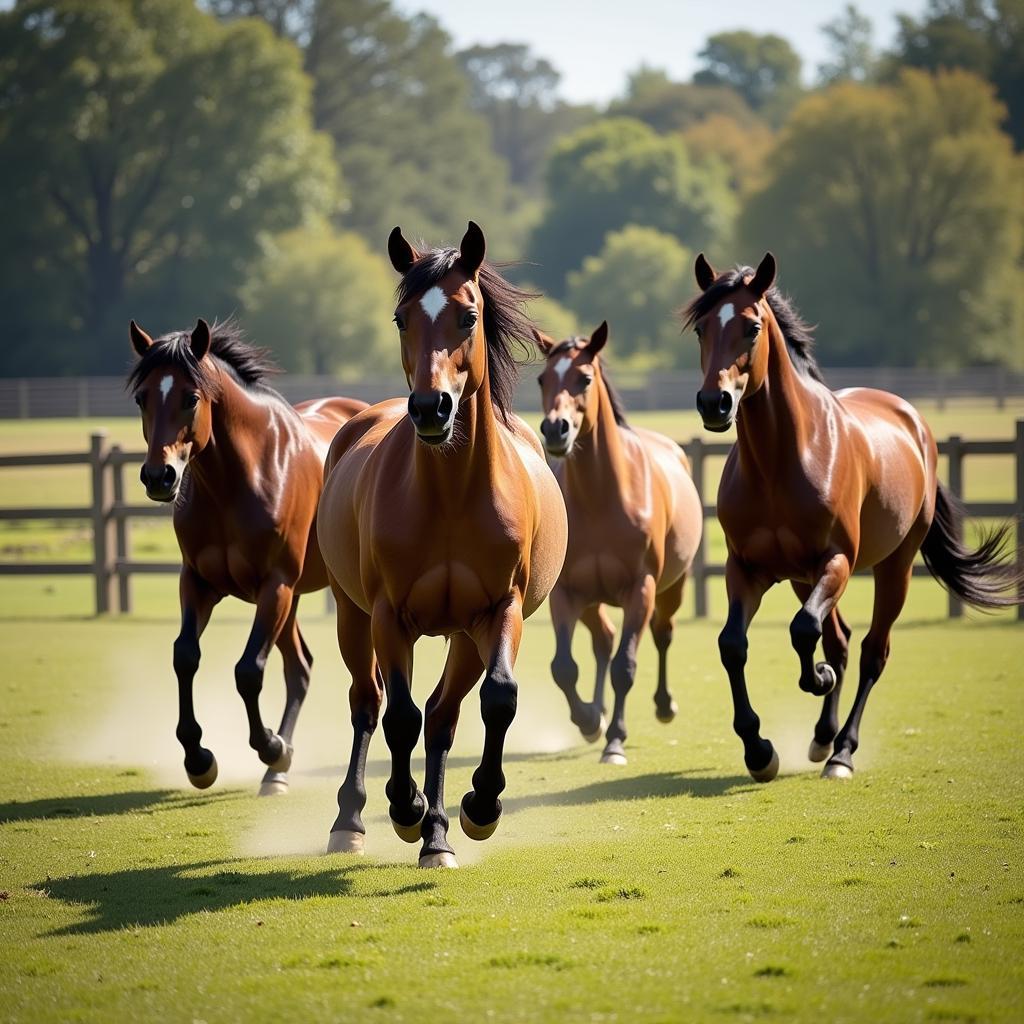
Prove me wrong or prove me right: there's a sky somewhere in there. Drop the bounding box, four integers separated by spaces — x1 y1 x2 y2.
393 0 928 105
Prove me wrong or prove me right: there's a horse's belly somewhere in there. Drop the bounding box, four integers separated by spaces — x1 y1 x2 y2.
191 545 262 601
560 552 642 606
404 562 501 636
737 526 820 583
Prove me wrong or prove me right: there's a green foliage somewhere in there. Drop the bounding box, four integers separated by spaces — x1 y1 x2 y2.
694 31 803 122
0 0 338 375
738 69 1024 368
565 226 692 366
530 119 734 296
818 3 876 84
239 223 396 376
524 292 579 344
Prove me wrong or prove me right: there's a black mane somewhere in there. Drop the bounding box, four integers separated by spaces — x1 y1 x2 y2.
547 337 631 429
682 267 825 384
396 248 538 423
126 319 279 396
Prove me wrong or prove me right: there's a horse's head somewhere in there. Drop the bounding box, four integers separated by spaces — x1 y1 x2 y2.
689 252 776 432
127 318 215 502
535 322 609 457
389 221 489 446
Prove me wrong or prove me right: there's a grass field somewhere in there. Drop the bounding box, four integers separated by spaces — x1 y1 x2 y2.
0 403 1022 1023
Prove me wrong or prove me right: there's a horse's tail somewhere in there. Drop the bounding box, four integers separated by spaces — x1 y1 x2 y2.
920 482 1023 611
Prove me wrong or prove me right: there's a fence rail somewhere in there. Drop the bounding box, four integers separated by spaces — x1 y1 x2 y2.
2 423 1021 619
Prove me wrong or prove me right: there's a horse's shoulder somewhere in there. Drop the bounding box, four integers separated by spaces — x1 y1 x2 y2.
325 399 406 476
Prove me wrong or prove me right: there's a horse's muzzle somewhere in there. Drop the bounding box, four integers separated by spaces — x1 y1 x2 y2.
696 388 737 433
408 390 456 445
540 416 572 457
140 462 179 502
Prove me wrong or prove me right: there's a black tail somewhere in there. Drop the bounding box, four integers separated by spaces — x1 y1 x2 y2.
920 483 1024 611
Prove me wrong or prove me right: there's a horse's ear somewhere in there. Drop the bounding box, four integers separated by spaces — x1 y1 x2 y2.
695 253 717 292
531 327 555 354
388 226 419 274
748 252 777 299
460 220 486 278
129 320 153 356
190 318 212 360
587 320 609 356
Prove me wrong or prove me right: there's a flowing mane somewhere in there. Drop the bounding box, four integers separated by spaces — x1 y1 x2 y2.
126 319 279 396
396 248 538 423
546 337 631 429
683 267 826 384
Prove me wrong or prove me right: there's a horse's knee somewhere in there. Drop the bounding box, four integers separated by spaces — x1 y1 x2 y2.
235 659 263 701
172 637 200 679
610 650 636 695
550 651 579 692
651 621 673 654
790 607 822 654
381 692 422 751
481 671 517 731
718 626 747 672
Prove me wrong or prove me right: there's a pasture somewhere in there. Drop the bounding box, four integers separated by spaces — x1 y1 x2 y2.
1 404 1022 1023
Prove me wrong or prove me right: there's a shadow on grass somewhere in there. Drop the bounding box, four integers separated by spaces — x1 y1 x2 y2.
37 857 393 935
0 788 245 826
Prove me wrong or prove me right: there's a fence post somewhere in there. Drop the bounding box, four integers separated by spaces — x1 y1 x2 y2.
110 445 132 614
90 432 114 615
946 435 964 619
1016 420 1024 621
688 437 708 619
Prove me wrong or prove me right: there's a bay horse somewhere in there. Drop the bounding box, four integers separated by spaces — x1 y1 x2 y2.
317 222 567 867
685 252 1023 781
127 318 366 794
536 322 703 764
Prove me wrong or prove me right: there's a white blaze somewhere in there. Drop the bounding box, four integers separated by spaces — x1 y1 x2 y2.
718 303 735 330
159 375 174 403
420 287 448 323
554 356 573 382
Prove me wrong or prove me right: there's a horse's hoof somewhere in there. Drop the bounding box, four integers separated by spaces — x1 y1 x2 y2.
258 775 289 797
655 700 678 724
808 662 837 697
582 713 607 744
460 795 500 841
266 737 293 773
822 760 854 780
748 746 779 783
600 749 628 765
390 793 427 843
186 755 218 790
419 851 459 869
808 738 832 763
326 829 365 855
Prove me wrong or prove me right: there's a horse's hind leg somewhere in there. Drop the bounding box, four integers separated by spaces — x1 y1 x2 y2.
420 634 483 868
259 597 313 796
823 551 914 780
650 574 685 724
580 603 615 717
174 568 221 788
550 586 603 742
601 574 656 766
328 584 383 854
790 552 851 697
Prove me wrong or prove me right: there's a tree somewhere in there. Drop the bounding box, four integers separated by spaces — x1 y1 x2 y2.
0 0 337 374
529 118 734 295
738 69 1024 367
524 293 579 344
240 223 395 376
681 115 774 194
565 226 693 366
818 4 876 84
694 31 803 121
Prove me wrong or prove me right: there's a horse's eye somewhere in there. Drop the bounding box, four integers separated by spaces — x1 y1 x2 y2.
134 394 145 408
746 321 762 339
185 393 200 409
461 310 479 331
694 324 703 340
580 376 593 389
394 313 405 331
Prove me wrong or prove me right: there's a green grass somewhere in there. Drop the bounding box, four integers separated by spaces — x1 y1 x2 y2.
0 405 1022 1022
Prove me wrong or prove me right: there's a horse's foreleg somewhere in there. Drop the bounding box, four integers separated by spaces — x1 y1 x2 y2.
580 603 615 720
549 587 602 742
459 594 524 845
720 557 775 781
650 574 686 724
601 575 656 766
174 569 221 789
420 634 483 868
235 576 295 775
328 583 382 855
259 597 312 796
790 552 851 697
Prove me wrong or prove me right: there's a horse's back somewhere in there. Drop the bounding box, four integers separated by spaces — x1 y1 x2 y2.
296 396 370 451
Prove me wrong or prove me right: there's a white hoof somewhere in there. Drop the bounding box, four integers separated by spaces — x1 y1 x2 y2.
326 829 365 855
258 778 289 797
808 738 832 763
187 755 218 790
582 714 607 744
817 663 837 692
460 804 499 841
749 747 779 783
391 799 427 844
600 751 628 766
821 761 853 780
267 738 293 773
419 851 459 869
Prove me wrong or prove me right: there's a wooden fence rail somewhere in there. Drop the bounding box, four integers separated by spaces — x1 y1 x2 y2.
1 424 1022 619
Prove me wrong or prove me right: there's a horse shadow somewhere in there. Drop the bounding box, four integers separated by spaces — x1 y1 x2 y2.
0 788 245 826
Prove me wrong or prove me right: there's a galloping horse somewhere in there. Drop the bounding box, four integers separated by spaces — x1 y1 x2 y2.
317 222 567 867
536 323 702 765
685 253 1022 781
127 319 366 794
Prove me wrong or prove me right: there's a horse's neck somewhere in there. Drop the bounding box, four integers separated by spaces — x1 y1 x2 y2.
567 377 630 495
735 321 816 483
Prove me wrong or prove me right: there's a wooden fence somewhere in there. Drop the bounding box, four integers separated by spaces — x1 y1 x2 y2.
1 425 1022 619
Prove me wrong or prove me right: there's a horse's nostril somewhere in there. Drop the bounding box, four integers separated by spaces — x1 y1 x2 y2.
719 391 734 417
438 392 453 420
407 393 422 423
558 419 569 436
162 465 177 489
